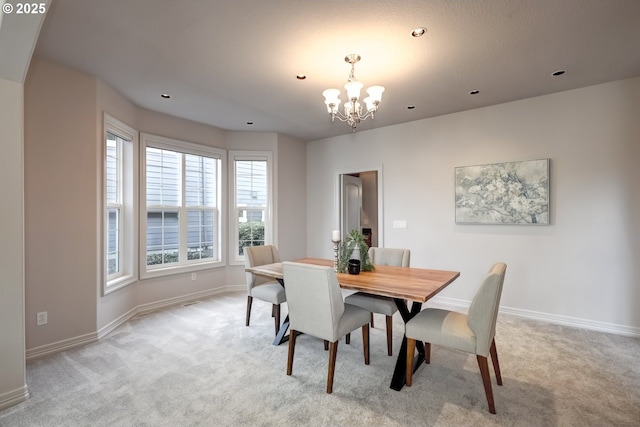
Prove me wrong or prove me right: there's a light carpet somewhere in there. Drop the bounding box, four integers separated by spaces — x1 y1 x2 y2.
1 291 639 426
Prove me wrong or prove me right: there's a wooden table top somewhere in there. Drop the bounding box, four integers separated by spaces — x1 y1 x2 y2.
245 257 460 303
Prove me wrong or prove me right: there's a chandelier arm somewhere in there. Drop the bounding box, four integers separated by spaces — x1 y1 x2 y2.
329 111 350 123
329 108 376 123
359 110 374 121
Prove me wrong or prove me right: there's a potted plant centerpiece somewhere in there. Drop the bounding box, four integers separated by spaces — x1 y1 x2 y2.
338 229 374 274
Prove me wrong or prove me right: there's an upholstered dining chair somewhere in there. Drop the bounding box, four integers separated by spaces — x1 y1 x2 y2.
344 247 410 356
405 262 507 414
244 245 286 336
282 262 371 394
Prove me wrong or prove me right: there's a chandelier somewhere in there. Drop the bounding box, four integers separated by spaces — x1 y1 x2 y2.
322 54 385 131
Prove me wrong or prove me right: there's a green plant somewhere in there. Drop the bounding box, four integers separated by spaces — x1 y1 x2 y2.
238 221 265 255
337 229 374 273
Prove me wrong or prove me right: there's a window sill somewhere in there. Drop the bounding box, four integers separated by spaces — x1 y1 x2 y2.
104 274 137 295
140 261 225 280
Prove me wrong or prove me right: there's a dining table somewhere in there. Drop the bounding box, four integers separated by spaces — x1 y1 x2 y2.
245 257 460 391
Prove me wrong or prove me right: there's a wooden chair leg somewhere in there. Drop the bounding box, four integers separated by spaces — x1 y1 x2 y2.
425 342 431 364
324 340 329 351
327 341 338 394
477 355 496 414
490 339 503 385
287 330 298 376
370 312 375 328
362 324 370 365
345 333 350 344
245 296 253 326
406 338 416 386
273 304 281 336
385 315 393 356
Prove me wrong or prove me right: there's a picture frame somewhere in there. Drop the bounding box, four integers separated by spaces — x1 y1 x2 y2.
455 158 550 225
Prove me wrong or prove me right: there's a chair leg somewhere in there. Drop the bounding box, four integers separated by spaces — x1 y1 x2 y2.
287 330 298 376
345 333 350 344
324 340 329 351
273 304 281 336
362 324 370 365
424 342 431 364
477 355 496 414
406 338 416 386
490 339 503 385
245 296 253 326
385 315 393 356
370 312 375 328
327 341 338 394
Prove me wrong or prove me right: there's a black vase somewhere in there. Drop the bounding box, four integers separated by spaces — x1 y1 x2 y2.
348 259 361 275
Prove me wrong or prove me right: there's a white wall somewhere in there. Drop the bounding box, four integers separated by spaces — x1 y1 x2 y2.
24 59 99 352
0 78 29 410
276 133 307 261
0 6 48 409
307 77 640 335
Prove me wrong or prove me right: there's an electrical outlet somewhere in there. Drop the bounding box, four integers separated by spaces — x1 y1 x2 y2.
37 311 48 326
191 272 197 281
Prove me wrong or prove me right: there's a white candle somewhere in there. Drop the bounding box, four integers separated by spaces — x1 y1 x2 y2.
332 229 341 242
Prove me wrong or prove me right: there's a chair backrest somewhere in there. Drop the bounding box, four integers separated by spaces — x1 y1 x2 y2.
467 262 507 357
368 247 410 267
282 262 345 342
244 245 281 293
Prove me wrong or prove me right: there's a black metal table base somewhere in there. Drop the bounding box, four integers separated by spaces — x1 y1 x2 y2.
272 277 290 346
390 298 424 391
272 315 290 345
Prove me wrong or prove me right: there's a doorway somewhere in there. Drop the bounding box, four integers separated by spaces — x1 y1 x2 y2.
337 167 383 248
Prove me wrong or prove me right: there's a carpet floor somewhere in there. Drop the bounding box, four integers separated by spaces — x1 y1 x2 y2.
1 291 639 426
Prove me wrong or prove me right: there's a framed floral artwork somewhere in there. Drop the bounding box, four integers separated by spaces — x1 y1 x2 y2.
455 158 549 225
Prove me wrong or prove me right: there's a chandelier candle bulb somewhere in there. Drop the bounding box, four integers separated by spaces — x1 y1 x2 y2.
345 80 363 100
367 85 384 103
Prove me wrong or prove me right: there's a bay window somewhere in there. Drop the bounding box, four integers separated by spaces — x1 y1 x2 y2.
141 134 224 277
104 114 138 294
230 151 272 263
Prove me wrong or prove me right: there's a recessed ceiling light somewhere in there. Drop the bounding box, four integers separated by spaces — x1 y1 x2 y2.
296 74 307 80
246 121 254 125
161 93 171 99
411 27 427 37
552 70 566 76
407 105 416 110
469 90 480 95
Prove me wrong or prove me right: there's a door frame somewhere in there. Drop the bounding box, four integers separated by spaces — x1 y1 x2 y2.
334 165 384 248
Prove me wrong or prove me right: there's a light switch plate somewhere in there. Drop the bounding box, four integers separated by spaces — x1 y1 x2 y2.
393 220 407 229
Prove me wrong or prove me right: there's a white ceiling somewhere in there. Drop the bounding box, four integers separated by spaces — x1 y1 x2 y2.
33 0 640 142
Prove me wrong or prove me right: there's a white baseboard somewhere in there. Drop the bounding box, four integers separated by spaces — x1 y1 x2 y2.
0 385 29 412
26 331 99 362
134 285 243 317
429 295 640 338
26 286 638 362
26 285 246 363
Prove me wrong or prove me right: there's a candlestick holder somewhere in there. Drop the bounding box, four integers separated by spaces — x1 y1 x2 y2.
331 238 341 272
